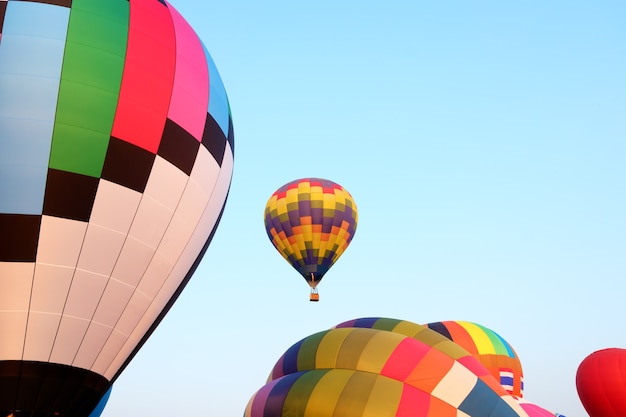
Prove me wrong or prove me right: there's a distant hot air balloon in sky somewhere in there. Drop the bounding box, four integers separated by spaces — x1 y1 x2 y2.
576 348 626 417
426 320 524 397
0 0 234 416
264 178 358 301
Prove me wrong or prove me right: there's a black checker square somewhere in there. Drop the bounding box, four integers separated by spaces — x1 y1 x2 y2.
201 113 227 166
102 137 156 193
42 169 100 222
0 214 41 262
158 118 200 176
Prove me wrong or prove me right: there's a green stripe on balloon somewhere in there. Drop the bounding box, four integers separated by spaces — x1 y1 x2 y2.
283 370 327 417
49 0 129 177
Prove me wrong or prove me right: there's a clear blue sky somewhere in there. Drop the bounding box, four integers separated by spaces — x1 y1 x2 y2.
100 1 625 416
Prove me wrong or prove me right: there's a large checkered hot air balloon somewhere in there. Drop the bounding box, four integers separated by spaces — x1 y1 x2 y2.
0 0 234 416
263 178 357 301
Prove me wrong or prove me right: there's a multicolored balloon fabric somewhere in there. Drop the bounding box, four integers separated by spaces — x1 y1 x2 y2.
426 321 524 397
576 348 626 417
514 398 562 417
264 178 357 300
246 324 529 417
335 317 515 398
0 0 234 415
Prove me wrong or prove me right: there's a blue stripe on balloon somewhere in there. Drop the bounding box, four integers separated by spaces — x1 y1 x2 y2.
265 372 302 417
0 1 69 214
203 43 230 137
281 338 305 376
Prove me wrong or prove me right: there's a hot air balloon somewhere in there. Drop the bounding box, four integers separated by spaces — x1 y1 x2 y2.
426 321 524 397
576 348 626 417
0 0 234 416
264 178 357 301
245 326 528 417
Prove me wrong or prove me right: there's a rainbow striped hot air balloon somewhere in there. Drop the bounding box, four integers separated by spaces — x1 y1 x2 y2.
426 321 524 397
0 0 233 415
264 178 358 301
245 326 529 417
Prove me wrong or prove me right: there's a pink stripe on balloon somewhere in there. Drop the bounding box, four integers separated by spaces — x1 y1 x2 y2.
111 0 176 153
165 1 209 141
250 378 279 417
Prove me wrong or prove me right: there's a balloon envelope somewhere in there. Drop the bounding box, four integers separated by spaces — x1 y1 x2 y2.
0 0 234 415
246 325 528 417
264 178 357 295
576 348 626 417
426 321 524 397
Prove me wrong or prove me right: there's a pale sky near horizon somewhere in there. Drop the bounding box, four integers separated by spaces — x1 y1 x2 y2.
99 1 625 416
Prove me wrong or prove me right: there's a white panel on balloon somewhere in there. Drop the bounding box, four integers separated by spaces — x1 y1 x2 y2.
158 174 208 263
73 321 113 370
92 277 136 328
89 180 141 234
189 145 221 197
93 327 129 378
37 216 86 267
110 235 155 288
0 261 33 312
22 311 61 361
170 145 232 278
143 155 188 212
136 249 174 300
128 194 175 251
30 263 73 314
77 223 126 277
50 315 90 365
62 268 108 320
114 290 152 337
0 311 28 359
431 361 477 408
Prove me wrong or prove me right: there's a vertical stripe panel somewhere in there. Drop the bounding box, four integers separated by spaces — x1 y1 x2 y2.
49 0 129 177
304 370 352 417
380 338 430 383
336 328 377 370
315 328 352 370
443 322 479 355
247 380 276 417
333 372 377 417
297 331 325 371
0 263 33 359
111 0 175 153
358 331 404 375
204 43 230 136
165 1 208 141
0 2 69 214
283 371 325 417
458 322 498 355
265 373 300 417
361 375 403 417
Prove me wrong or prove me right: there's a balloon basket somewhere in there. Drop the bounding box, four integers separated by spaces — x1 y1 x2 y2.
309 288 319 302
